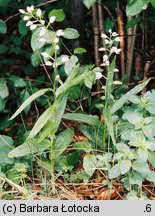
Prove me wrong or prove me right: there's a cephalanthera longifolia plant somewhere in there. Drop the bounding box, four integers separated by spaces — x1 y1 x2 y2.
63 30 154 199
8 5 99 187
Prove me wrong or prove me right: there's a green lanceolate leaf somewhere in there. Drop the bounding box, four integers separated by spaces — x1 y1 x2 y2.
0 135 14 165
73 141 92 152
74 48 86 54
126 0 149 17
83 154 97 177
48 9 65 22
63 28 79 39
37 157 51 173
10 88 52 120
64 55 78 75
111 79 150 114
8 138 51 158
132 160 150 174
51 128 74 159
82 0 97 9
119 160 131 175
63 113 101 127
0 19 7 34
0 80 9 99
104 107 116 145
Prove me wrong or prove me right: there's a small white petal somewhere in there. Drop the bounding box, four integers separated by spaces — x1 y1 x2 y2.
56 29 64 36
55 45 59 50
36 9 42 17
45 61 53 66
114 68 119 73
39 38 46 42
26 21 33 26
40 20 45 25
23 16 30 21
53 37 59 43
115 37 121 42
27 5 34 13
101 33 107 39
41 52 49 58
105 39 110 44
112 32 118 37
103 55 108 62
95 72 103 80
61 56 69 63
109 29 112 34
19 9 26 14
30 24 37 30
99 47 107 51
49 16 56 24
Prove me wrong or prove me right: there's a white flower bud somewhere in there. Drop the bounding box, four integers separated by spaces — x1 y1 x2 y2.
36 9 42 17
103 55 108 62
41 52 49 58
53 37 59 43
61 56 69 63
56 29 64 36
95 72 103 80
101 33 107 39
112 32 118 37
114 68 119 73
40 20 45 25
39 27 46 36
23 16 30 21
26 21 33 26
30 24 37 30
19 9 26 14
55 45 59 50
49 16 56 24
45 61 53 66
27 5 34 13
115 37 121 42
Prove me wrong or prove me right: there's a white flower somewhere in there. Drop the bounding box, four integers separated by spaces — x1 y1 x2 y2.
115 37 121 42
55 45 59 50
36 9 42 17
39 27 46 36
111 46 121 54
61 55 69 63
105 39 110 44
26 21 33 26
109 29 112 34
40 20 45 25
19 9 25 14
45 61 53 66
27 5 34 13
112 32 118 37
56 29 64 36
53 37 59 43
114 68 119 73
30 24 37 30
101 33 107 39
39 38 46 42
113 81 122 85
103 55 108 62
49 16 56 24
41 52 49 58
95 72 103 80
23 16 30 21
56 75 60 80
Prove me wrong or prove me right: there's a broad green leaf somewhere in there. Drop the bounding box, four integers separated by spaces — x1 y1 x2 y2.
51 128 74 159
37 157 52 174
63 113 101 127
128 94 140 104
48 9 65 22
126 0 149 17
83 0 97 9
109 163 121 179
142 124 153 139
104 107 116 145
64 55 78 75
0 0 10 7
132 160 150 174
63 28 79 39
125 191 139 200
0 44 8 54
129 171 143 186
74 48 87 54
122 111 142 125
18 20 28 37
31 51 41 67
31 27 45 51
0 19 7 34
20 90 30 114
119 160 131 175
137 148 148 161
10 76 26 88
111 79 150 114
8 139 51 158
83 154 97 177
148 151 155 168
0 135 14 165
73 141 92 152
0 80 9 99
146 171 155 183
116 143 130 154
10 88 52 120
84 73 95 89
